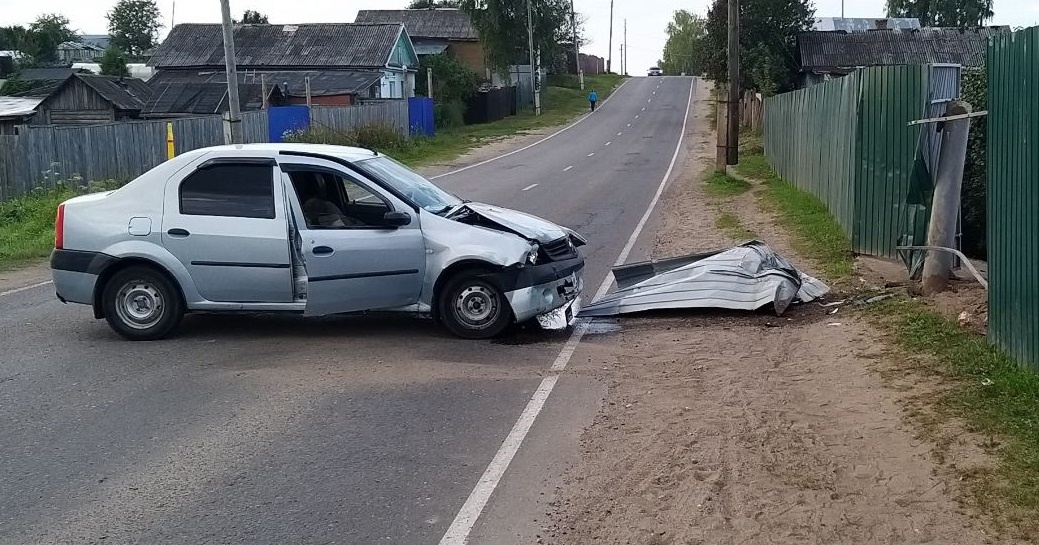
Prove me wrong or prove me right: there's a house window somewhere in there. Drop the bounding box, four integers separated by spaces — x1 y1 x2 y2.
179 164 275 219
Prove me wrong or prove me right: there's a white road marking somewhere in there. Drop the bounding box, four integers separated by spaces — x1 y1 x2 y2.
437 77 698 545
430 79 632 180
522 183 539 191
635 115 640 119
0 280 52 298
641 107 646 111
626 123 631 127
605 141 612 146
618 131 623 135
563 165 574 172
588 152 595 157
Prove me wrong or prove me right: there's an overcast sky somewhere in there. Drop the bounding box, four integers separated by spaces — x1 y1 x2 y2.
4 0 1035 74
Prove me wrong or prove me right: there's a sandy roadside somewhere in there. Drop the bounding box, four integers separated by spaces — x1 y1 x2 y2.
544 86 1021 544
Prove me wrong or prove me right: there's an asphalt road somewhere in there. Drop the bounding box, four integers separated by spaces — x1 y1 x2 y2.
0 75 697 544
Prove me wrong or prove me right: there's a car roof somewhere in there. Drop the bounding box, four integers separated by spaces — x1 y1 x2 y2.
196 142 381 163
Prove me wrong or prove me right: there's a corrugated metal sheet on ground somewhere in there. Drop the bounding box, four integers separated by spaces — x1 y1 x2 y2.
987 26 1039 372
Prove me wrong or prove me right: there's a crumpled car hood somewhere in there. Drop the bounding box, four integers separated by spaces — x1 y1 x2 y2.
452 202 578 244
579 240 829 317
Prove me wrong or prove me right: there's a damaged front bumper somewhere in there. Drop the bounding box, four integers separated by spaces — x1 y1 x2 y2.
492 256 585 324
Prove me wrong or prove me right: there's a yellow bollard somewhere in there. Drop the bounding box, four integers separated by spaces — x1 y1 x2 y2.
166 122 175 159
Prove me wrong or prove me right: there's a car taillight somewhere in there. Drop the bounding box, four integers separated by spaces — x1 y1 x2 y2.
54 204 65 249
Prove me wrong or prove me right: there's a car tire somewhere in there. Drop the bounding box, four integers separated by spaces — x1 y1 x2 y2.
101 265 184 341
438 270 513 339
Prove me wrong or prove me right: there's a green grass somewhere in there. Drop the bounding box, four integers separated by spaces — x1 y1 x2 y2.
703 172 751 197
715 211 757 241
735 153 854 282
865 299 1039 538
391 73 626 167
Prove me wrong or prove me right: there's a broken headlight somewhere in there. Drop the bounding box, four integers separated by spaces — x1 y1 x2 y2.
527 244 539 265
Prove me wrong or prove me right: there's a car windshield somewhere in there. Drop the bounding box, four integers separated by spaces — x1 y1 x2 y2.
353 155 463 214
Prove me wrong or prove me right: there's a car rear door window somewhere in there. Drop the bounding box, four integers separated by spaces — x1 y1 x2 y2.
179 164 275 219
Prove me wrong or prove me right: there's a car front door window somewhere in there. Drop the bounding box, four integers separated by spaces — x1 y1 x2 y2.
289 170 390 229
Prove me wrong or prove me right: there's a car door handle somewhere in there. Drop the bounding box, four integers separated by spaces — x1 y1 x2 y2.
167 228 190 237
312 246 334 256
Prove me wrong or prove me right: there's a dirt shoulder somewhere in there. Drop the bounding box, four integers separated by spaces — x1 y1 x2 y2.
546 87 1020 544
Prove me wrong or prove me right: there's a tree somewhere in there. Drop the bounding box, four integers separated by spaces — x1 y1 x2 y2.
886 0 993 27
100 47 130 77
408 0 461 7
415 53 478 127
702 0 814 95
660 10 707 76
107 0 162 58
458 0 577 75
26 14 79 64
235 10 269 24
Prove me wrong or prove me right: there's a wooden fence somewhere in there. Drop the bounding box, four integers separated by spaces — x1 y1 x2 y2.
0 101 409 201
740 91 764 134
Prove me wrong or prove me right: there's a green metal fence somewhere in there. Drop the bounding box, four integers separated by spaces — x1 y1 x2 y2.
987 26 1039 371
763 65 935 259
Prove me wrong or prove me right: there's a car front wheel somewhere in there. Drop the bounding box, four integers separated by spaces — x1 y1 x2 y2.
101 265 184 341
438 270 513 339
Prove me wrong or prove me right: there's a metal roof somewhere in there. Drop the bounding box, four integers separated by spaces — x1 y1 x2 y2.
17 68 77 81
813 17 921 31
799 26 1011 71
354 9 478 40
148 23 406 69
148 69 381 97
142 82 277 116
0 96 43 118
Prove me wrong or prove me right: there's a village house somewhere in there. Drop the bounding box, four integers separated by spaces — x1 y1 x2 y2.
29 73 153 125
144 22 419 116
354 8 488 79
797 25 1010 88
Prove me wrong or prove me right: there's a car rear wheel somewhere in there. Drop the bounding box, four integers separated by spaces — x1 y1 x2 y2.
102 265 184 341
438 270 512 339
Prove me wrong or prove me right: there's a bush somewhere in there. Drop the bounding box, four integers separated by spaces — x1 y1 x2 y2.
961 69 987 260
546 74 581 89
284 122 408 152
435 100 466 129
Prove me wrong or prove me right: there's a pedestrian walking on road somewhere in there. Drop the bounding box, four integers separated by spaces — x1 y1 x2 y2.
589 89 598 112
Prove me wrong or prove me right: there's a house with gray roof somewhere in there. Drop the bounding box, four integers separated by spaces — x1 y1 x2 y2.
145 22 419 115
354 8 488 78
797 26 1011 87
29 73 153 125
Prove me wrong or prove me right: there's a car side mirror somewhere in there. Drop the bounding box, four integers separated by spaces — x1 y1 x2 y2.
382 211 412 227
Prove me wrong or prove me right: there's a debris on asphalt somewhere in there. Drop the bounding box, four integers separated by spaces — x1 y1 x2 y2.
579 240 829 318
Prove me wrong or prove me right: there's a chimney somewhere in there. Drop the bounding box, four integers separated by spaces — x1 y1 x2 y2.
875 19 889 30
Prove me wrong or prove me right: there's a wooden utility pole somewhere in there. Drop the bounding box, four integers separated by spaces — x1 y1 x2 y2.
607 0 614 73
219 0 242 145
623 18 627 75
726 0 740 165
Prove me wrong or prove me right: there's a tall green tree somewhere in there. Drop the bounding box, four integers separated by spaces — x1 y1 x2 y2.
99 47 130 77
457 0 577 75
660 10 707 76
235 10 269 24
886 0 994 26
26 14 79 64
107 0 162 58
703 0 814 95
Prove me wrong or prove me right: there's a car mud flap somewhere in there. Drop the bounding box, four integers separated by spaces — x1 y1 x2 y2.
579 240 829 318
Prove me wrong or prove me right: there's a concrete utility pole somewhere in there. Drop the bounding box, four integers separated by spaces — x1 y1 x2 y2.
922 100 973 295
571 0 584 90
726 0 740 165
219 0 242 145
607 0 614 73
527 0 540 115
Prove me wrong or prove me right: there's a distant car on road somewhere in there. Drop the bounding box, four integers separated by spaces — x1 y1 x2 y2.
49 144 586 341
648 67 663 76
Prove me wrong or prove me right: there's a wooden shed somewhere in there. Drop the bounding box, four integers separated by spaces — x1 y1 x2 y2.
32 74 153 125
